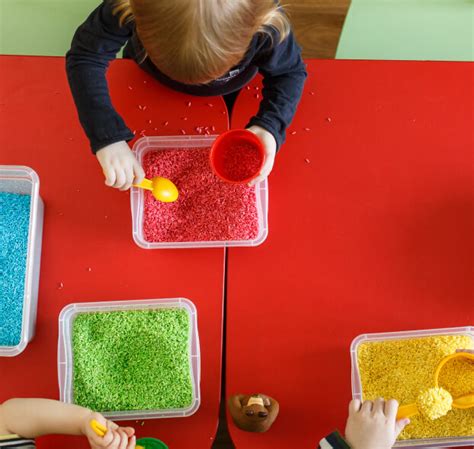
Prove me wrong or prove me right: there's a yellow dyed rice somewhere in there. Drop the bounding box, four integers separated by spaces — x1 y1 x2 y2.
357 335 474 440
416 387 452 420
438 357 474 398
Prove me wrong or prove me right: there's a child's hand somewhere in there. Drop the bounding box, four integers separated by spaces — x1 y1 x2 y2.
246 125 277 186
345 399 410 449
83 412 136 449
96 141 145 191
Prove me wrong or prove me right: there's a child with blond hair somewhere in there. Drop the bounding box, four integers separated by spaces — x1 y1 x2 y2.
66 0 306 190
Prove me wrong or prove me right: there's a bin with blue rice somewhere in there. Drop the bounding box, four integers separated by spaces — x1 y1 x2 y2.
0 165 44 357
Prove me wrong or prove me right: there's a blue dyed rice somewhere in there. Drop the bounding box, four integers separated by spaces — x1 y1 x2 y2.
0 192 31 346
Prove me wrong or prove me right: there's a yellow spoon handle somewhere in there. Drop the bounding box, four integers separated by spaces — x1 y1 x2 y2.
90 420 144 449
134 178 154 191
397 403 419 420
90 419 107 437
453 393 474 409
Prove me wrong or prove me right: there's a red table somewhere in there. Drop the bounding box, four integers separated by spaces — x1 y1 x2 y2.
0 56 228 449
227 60 474 448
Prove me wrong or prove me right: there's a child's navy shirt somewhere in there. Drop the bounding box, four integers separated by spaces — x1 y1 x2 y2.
66 0 307 153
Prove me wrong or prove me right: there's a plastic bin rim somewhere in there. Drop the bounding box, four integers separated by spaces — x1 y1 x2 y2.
133 135 219 153
350 325 474 352
0 165 40 180
59 297 197 320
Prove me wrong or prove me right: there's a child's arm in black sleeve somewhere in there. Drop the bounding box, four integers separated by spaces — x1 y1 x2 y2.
318 431 352 449
66 0 135 153
246 28 307 150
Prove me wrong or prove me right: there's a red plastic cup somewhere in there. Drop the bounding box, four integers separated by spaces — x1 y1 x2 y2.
210 129 265 184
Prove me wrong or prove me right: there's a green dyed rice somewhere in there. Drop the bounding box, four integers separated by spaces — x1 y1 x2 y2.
72 308 193 411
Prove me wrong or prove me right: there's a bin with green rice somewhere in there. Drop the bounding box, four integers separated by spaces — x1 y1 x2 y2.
58 298 200 420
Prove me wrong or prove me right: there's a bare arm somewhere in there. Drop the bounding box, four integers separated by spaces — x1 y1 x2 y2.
0 399 91 438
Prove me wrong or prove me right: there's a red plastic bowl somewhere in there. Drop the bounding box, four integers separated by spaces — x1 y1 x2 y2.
210 129 265 184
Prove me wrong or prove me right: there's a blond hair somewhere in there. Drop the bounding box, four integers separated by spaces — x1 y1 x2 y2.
112 0 290 84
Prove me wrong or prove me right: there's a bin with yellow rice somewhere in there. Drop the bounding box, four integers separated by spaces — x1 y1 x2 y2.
350 327 474 448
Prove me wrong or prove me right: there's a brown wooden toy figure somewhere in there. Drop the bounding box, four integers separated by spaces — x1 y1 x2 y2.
228 393 279 433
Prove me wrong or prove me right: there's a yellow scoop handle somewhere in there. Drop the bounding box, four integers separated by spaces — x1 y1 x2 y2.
133 177 179 203
90 420 144 449
397 352 474 419
397 403 419 419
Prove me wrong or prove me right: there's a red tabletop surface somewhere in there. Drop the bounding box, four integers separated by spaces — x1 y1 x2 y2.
0 56 228 449
227 60 474 448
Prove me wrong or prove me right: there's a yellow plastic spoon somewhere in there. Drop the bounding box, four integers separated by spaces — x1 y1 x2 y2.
90 419 144 449
133 177 179 203
397 352 474 419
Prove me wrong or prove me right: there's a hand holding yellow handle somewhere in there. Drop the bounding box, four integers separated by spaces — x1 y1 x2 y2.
397 403 419 419
90 420 144 449
133 177 179 203
90 419 107 437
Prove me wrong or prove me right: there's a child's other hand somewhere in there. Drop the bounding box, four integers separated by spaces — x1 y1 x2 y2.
345 399 410 449
96 141 145 191
83 412 136 449
246 125 277 186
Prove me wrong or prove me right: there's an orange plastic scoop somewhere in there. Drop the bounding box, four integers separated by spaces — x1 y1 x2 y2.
133 177 178 203
397 352 474 419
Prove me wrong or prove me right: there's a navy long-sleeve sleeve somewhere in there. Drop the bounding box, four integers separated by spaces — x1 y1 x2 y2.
66 0 307 153
247 30 307 149
66 1 134 153
318 431 352 449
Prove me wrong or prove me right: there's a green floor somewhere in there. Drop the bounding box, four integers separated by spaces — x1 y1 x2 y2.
337 0 474 61
0 0 99 56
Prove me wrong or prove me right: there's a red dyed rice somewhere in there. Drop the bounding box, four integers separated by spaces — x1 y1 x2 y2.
142 148 259 242
219 143 262 183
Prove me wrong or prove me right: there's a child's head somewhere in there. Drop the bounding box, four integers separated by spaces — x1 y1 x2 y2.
113 0 290 84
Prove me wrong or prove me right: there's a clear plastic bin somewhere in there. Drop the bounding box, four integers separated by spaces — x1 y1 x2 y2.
130 136 268 249
0 165 44 357
350 326 474 448
58 298 201 420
